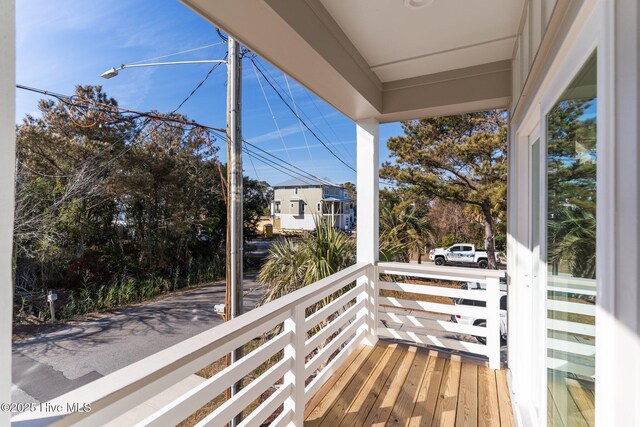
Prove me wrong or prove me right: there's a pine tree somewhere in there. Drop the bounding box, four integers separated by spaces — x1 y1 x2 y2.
380 111 507 268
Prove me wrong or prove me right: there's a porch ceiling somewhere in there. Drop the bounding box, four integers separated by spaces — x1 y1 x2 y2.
319 0 522 83
181 0 521 122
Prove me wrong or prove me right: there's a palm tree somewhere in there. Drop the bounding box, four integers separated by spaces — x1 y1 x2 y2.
549 206 596 279
379 198 434 263
256 238 306 303
257 219 355 305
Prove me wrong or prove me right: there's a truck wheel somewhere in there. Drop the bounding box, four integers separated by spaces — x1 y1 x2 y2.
434 257 445 266
478 259 488 269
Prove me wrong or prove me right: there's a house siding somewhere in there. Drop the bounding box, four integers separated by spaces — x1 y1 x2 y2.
272 184 353 231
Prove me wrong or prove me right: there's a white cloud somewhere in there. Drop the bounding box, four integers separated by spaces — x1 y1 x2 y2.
248 125 302 143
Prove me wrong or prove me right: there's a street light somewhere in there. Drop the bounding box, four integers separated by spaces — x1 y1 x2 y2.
100 59 228 79
99 45 244 424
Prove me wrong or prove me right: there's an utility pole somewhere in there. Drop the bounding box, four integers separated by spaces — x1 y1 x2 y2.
225 35 243 425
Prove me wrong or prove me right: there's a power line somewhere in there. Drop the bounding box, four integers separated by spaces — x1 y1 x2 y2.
251 58 357 169
16 84 227 133
129 42 226 65
245 149 261 184
249 61 396 188
302 89 357 164
250 60 293 163
16 84 344 189
216 28 228 42
248 60 405 189
283 74 320 178
249 57 356 173
242 144 319 185
172 55 227 113
207 127 332 186
18 117 153 179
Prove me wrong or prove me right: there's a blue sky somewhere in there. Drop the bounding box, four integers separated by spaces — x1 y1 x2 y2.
16 0 403 186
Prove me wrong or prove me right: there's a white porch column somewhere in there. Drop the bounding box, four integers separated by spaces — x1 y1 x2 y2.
0 0 15 423
356 118 379 346
597 0 640 424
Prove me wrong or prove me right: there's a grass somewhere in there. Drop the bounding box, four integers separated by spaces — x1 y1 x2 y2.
14 263 225 323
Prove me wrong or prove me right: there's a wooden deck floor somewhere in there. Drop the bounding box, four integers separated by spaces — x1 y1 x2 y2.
305 341 515 427
547 372 595 427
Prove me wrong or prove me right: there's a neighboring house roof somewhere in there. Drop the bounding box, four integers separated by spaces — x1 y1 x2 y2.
274 176 340 188
322 196 351 202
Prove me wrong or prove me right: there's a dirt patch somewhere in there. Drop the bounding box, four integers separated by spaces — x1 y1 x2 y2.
379 277 459 305
179 338 282 426
547 296 595 326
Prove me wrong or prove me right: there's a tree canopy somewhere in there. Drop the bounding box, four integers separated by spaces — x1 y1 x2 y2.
381 111 507 268
547 98 597 278
14 85 269 302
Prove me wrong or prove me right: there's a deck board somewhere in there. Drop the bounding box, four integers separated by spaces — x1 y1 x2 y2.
455 362 478 427
304 344 370 419
337 344 404 427
361 346 417 426
305 342 514 427
410 352 446 427
547 372 594 427
431 357 462 426
496 368 516 427
387 350 431 427
477 365 500 427
307 344 387 426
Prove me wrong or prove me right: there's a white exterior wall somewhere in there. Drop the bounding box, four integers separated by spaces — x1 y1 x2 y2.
596 0 640 425
512 0 559 109
0 1 15 424
509 0 640 425
273 185 353 231
276 213 352 231
276 213 319 231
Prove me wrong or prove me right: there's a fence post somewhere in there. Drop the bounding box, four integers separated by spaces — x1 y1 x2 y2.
486 276 501 369
357 264 378 346
284 304 306 425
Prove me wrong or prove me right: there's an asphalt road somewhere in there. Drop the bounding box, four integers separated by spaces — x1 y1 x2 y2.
11 274 263 405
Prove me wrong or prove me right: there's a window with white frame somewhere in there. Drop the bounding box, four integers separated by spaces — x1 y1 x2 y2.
544 51 597 427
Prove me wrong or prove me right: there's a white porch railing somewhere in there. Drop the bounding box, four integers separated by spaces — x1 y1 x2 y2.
377 262 505 369
11 263 373 427
546 276 596 378
11 262 506 426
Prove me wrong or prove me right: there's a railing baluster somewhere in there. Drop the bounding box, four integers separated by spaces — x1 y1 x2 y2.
376 262 505 369
358 265 378 346
284 304 306 425
486 276 501 369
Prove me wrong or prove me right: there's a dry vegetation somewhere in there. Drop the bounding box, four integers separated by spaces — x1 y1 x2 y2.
179 338 283 427
379 277 459 307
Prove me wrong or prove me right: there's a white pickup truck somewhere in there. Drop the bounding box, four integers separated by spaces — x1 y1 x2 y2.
428 243 496 268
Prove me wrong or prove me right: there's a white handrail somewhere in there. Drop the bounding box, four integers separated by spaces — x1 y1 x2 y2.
12 261 506 427
12 263 372 427
378 261 506 280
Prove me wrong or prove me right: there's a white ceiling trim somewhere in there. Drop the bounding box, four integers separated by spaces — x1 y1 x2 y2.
370 35 517 70
372 36 517 82
182 0 514 122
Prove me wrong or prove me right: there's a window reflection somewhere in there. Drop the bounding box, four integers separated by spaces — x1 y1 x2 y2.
545 52 596 426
